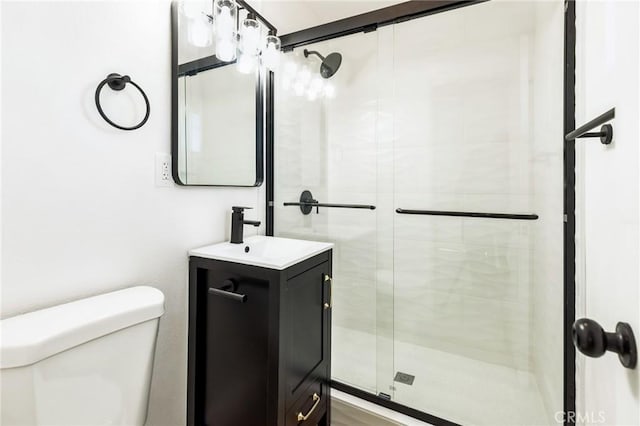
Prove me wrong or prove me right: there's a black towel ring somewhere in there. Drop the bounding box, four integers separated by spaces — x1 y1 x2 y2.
95 73 150 131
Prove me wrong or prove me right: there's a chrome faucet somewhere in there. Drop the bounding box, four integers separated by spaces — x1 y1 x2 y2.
230 206 261 244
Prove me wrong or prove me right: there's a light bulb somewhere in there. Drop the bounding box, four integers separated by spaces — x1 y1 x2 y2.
262 35 281 70
216 39 236 62
239 17 261 55
216 5 234 35
237 52 258 74
214 0 237 62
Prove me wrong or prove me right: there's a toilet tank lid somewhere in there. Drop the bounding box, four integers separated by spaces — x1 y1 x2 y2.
0 286 165 369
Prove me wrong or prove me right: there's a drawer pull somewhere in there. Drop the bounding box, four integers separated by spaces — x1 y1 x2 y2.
324 275 332 309
208 280 247 303
297 393 320 422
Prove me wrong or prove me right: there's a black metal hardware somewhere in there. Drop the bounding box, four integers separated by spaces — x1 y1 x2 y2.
208 280 247 303
564 2 577 421
332 381 460 426
565 108 615 144
95 73 150 131
231 206 261 244
572 318 637 369
303 49 342 79
237 0 277 32
280 1 482 51
283 190 376 215
395 208 538 220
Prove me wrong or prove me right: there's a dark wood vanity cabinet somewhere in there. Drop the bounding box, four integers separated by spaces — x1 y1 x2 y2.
187 250 332 426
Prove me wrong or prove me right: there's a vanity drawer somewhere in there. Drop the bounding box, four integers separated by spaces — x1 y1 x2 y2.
285 381 326 426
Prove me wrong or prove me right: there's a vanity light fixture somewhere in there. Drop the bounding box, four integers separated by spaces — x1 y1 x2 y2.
182 0 282 72
262 31 281 70
214 0 237 62
237 13 261 74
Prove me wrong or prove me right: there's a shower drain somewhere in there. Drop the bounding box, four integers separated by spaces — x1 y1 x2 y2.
393 371 415 385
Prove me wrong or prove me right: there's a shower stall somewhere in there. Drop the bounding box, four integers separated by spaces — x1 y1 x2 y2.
271 1 567 424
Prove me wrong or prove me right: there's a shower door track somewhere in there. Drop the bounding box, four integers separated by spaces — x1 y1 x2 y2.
265 1 577 424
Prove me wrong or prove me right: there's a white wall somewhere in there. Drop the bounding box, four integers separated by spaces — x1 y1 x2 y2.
1 2 265 425
575 1 640 425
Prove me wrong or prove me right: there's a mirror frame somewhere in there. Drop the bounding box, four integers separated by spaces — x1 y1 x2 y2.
170 1 266 187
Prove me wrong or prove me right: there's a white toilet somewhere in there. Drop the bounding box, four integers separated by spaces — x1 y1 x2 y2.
0 286 165 426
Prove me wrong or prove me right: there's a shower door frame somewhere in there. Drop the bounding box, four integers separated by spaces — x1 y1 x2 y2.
265 1 577 424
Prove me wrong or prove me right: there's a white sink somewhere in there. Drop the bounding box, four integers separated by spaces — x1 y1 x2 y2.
189 236 333 270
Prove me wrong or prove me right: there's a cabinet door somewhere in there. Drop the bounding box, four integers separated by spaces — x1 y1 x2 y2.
284 261 330 410
205 274 270 426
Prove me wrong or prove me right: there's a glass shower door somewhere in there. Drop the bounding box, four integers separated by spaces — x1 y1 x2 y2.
273 29 395 398
273 2 565 424
389 2 565 425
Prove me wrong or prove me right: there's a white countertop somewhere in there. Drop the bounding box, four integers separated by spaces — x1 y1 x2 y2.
189 235 333 270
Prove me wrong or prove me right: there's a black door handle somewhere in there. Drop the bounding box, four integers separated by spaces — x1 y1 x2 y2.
572 318 637 369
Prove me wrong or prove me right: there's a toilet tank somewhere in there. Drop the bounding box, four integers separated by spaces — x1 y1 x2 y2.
0 286 165 426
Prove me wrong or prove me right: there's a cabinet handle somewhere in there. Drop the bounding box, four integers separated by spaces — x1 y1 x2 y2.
297 393 321 422
208 281 247 303
324 275 332 309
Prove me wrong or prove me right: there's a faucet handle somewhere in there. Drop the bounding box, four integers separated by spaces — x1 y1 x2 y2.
232 206 253 212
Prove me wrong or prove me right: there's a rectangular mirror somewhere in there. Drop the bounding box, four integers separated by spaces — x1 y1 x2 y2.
171 1 266 186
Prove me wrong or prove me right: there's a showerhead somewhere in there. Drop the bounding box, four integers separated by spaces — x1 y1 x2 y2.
303 49 342 79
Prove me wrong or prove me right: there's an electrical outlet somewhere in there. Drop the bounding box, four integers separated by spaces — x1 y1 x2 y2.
155 153 172 187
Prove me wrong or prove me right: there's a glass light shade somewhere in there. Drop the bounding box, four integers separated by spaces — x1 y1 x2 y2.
187 14 213 47
262 35 281 70
237 52 258 74
214 0 237 62
239 18 261 56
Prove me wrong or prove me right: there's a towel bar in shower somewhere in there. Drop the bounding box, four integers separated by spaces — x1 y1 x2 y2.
565 108 615 144
395 208 538 220
284 190 376 215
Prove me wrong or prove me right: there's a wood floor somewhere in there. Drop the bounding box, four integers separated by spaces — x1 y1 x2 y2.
330 398 405 426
